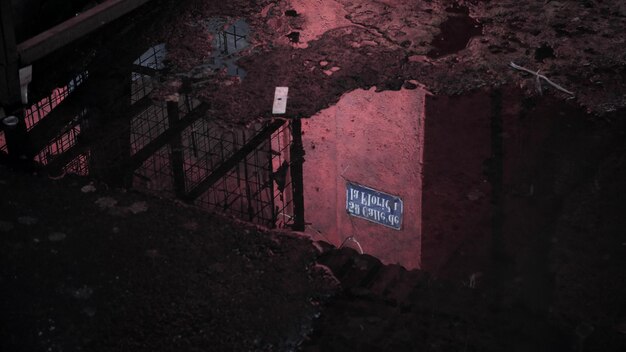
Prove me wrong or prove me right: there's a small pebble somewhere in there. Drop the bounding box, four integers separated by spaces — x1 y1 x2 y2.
81 184 96 193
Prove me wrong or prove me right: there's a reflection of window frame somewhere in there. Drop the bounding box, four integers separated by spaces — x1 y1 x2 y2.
218 25 247 55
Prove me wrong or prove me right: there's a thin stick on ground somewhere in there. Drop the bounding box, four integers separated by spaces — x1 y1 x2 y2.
510 62 575 96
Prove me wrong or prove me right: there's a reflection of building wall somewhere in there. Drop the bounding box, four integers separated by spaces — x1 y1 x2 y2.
302 87 425 270
421 91 492 276
420 88 608 282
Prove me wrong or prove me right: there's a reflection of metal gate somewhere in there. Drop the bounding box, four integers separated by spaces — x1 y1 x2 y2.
4 43 305 230
182 117 297 229
126 45 305 229
128 97 304 229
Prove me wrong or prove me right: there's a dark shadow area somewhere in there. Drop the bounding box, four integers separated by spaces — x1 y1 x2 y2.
421 85 626 351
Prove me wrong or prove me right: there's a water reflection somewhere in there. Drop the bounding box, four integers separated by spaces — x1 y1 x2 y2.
0 25 295 229
183 18 250 79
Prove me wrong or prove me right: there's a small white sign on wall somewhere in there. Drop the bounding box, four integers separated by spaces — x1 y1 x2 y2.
272 87 289 114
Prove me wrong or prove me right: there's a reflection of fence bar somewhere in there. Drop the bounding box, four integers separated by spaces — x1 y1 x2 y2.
289 118 305 231
131 64 159 77
184 120 285 201
167 101 186 197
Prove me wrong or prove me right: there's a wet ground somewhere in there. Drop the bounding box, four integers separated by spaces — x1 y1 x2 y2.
147 0 626 121
0 167 337 352
3 84 626 350
2 0 626 351
2 141 625 351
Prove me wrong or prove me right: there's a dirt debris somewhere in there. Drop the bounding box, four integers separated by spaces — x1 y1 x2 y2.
139 0 626 124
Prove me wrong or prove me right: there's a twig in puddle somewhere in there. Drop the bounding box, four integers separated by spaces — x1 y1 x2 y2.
509 62 575 96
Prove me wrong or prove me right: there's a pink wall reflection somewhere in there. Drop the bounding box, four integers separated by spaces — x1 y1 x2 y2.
302 87 426 269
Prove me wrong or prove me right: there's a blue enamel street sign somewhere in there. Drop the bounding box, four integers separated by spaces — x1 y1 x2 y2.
346 182 403 230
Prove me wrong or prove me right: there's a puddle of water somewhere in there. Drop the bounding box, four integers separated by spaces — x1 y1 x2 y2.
427 6 482 58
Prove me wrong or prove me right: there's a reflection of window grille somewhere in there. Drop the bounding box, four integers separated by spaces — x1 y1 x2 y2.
133 44 166 71
217 25 247 55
